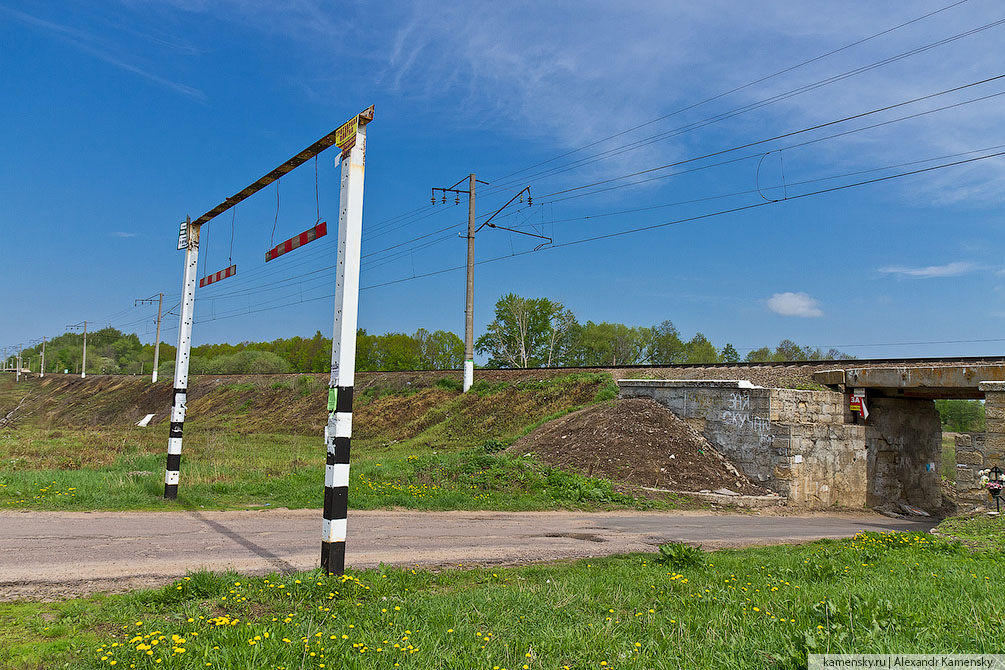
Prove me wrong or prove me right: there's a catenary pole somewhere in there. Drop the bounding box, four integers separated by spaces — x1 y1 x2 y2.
321 107 373 575
137 293 165 383
165 217 199 500
464 174 476 392
40 337 45 378
152 293 163 383
430 174 489 392
81 321 87 379
16 345 21 382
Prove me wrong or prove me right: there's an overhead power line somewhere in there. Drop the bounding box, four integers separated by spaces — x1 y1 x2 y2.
537 73 1005 200
491 0 972 185
184 148 1005 326
482 14 1005 194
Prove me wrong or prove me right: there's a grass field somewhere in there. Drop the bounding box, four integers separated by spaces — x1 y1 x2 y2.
937 514 1005 551
0 373 691 512
3 526 1002 670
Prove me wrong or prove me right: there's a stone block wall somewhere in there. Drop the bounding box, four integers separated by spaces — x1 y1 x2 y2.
955 432 987 506
971 382 1005 510
863 397 942 511
617 380 866 506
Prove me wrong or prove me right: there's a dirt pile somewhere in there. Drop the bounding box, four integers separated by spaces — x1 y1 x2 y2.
508 398 770 495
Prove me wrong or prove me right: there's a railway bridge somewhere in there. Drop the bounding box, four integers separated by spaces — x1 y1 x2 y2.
617 357 1005 513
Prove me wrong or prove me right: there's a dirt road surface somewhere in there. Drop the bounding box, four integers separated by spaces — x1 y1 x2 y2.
0 509 933 601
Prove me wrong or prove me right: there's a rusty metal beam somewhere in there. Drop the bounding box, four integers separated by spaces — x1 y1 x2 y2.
192 105 375 227
813 364 1005 398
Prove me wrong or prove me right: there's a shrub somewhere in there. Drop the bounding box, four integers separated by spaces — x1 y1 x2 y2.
657 541 705 568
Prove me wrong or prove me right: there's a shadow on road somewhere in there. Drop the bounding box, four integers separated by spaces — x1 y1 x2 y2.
186 511 298 574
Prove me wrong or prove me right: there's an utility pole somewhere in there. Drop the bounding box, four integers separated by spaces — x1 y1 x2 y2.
67 321 87 378
165 217 198 500
16 345 21 382
429 182 547 391
136 293 165 383
431 174 488 392
40 336 45 378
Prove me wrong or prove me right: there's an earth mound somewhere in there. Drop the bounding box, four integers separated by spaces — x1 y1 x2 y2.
508 398 771 495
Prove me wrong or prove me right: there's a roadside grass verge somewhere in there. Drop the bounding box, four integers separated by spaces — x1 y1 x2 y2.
936 514 1005 551
3 531 1003 669
0 431 683 512
0 372 665 512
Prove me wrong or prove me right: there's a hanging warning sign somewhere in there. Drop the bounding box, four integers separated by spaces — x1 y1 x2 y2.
265 221 328 262
199 264 237 288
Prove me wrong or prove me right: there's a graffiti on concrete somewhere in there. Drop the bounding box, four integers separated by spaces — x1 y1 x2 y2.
720 392 773 445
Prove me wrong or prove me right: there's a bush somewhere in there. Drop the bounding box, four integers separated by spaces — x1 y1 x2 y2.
657 542 705 568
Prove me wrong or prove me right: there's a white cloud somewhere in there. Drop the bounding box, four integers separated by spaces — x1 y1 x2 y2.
767 292 823 318
111 231 137 238
878 261 977 278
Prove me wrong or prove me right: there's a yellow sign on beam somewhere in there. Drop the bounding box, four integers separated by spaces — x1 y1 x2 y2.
335 117 358 153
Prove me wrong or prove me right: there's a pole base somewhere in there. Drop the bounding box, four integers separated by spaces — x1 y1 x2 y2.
320 541 345 575
164 484 178 499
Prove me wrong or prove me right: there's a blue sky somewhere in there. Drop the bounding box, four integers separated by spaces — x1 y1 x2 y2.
2 0 1004 360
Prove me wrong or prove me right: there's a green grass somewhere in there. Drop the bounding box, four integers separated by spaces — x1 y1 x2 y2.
936 514 1005 551
1 372 672 512
3 531 1002 669
0 428 683 512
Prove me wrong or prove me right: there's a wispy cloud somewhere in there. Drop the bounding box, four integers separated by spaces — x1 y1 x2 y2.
0 5 205 101
110 231 137 238
767 292 823 318
878 261 977 278
109 0 1005 199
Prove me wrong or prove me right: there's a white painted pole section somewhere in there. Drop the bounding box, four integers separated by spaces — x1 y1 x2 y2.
80 321 87 379
164 217 199 499
463 174 476 392
321 119 368 575
152 292 163 383
40 337 45 378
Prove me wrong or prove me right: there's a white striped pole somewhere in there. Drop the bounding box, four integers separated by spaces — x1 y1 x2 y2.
322 110 371 574
165 216 199 500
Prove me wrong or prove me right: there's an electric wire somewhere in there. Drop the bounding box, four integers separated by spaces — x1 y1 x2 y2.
484 17 1005 196
490 0 972 184
186 148 1005 326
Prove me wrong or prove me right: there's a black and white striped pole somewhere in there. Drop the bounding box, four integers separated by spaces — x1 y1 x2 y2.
322 105 373 575
165 216 199 499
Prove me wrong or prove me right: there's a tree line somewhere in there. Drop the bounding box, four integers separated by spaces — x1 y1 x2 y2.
475 293 853 368
7 292 853 376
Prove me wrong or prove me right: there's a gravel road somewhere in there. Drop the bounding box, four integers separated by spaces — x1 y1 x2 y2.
0 509 934 601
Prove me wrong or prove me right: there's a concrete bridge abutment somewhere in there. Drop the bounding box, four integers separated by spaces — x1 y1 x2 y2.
618 379 943 511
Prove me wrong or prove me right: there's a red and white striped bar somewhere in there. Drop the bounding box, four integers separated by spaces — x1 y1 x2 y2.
198 264 237 288
265 221 328 262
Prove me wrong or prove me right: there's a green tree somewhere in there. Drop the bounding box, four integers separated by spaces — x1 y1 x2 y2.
682 332 719 364
476 293 579 368
935 399 986 432
646 320 686 364
567 321 650 366
415 329 464 369
720 343 740 363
